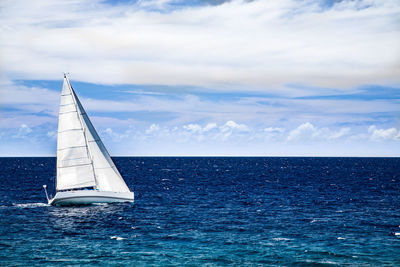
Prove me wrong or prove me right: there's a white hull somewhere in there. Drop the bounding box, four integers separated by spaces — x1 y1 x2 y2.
48 190 134 206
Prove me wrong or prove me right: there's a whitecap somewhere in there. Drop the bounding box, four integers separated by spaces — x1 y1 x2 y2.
337 237 346 240
320 260 340 265
394 232 400 236
110 236 126 240
272 237 291 241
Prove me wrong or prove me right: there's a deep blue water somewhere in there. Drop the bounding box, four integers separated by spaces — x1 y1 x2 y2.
0 157 399 266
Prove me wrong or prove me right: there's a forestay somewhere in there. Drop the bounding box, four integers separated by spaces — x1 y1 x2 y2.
56 76 130 192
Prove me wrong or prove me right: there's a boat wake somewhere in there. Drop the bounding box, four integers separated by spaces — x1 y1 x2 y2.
13 203 50 208
92 203 109 206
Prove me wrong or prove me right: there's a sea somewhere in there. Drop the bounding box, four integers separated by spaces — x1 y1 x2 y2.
0 157 399 266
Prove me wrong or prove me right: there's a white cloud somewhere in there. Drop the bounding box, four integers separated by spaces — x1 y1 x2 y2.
0 80 59 115
264 127 285 133
0 0 399 89
101 127 130 141
182 122 217 134
183 124 202 133
20 124 32 133
287 122 350 141
217 120 249 140
142 120 250 142
46 131 56 139
287 122 316 141
220 120 249 132
328 127 351 140
12 124 33 138
203 123 217 132
368 125 400 141
145 124 160 134
263 127 286 140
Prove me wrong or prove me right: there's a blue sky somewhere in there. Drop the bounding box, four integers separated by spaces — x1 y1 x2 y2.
0 0 399 156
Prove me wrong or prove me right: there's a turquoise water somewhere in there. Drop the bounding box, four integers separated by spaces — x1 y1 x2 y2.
0 157 399 265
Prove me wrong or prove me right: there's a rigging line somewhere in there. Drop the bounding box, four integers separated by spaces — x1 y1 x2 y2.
88 139 101 142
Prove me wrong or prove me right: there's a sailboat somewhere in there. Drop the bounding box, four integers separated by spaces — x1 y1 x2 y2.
43 74 134 206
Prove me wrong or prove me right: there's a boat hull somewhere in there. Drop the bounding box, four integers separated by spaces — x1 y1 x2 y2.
49 190 134 206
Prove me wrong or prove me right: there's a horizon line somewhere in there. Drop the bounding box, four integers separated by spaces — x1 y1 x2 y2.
0 155 399 158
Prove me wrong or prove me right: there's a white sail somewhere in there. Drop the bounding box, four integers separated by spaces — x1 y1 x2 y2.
56 76 130 193
56 77 96 190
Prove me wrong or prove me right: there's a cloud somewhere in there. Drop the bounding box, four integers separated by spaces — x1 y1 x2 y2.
101 127 130 141
19 124 32 133
220 120 249 132
183 123 202 133
0 80 59 115
12 124 33 138
0 0 399 156
146 124 161 134
0 0 399 89
142 120 250 142
287 122 350 141
204 122 217 132
264 127 285 133
46 131 57 139
368 125 400 141
263 127 285 140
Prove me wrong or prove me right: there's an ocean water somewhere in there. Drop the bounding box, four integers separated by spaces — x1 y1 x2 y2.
0 157 399 266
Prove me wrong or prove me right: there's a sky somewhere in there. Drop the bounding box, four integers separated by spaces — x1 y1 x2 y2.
0 0 399 156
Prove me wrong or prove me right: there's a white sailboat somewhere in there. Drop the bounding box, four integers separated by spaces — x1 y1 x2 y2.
43 75 134 206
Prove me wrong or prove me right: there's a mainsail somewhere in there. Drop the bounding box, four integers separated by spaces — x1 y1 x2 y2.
56 76 130 192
